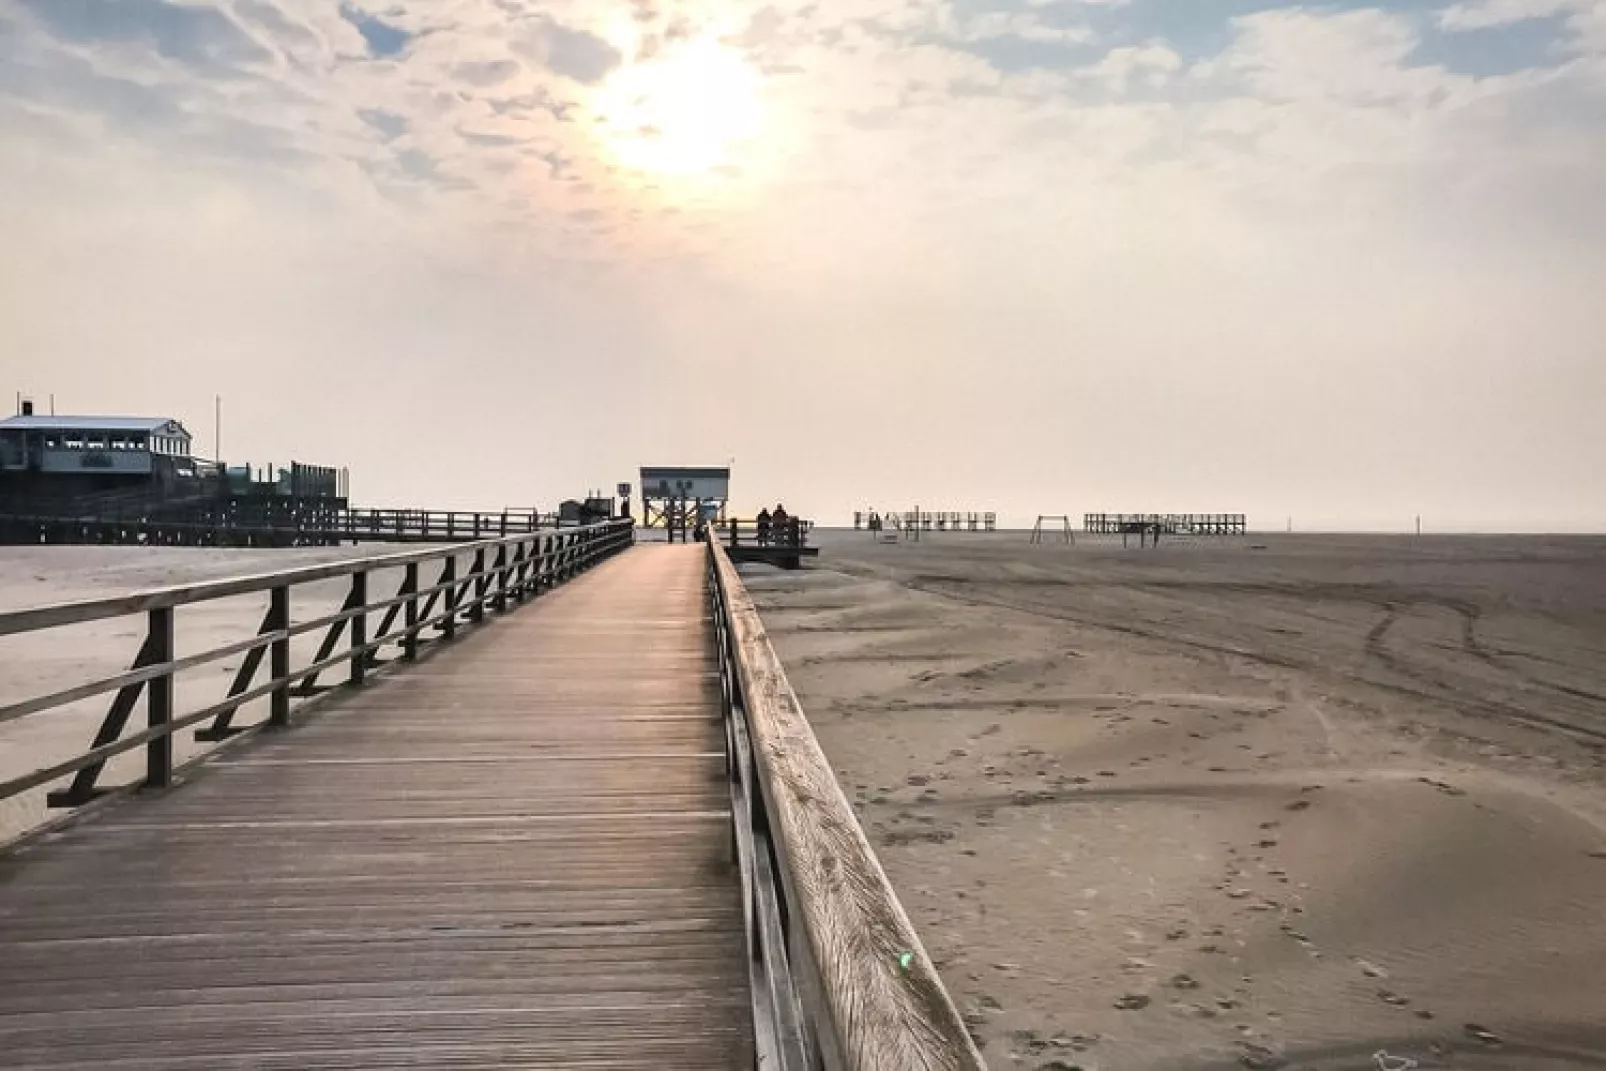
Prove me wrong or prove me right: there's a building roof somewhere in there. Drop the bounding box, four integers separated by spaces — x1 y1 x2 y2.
639 466 731 480
0 415 191 435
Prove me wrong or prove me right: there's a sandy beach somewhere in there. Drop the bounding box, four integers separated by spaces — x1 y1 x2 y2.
743 531 1606 1070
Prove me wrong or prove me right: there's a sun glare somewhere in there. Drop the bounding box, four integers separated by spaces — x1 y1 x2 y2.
598 38 762 176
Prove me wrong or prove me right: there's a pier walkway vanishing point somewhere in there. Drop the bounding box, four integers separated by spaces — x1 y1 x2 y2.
0 522 982 1069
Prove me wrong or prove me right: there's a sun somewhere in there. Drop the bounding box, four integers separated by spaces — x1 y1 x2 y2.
597 37 762 176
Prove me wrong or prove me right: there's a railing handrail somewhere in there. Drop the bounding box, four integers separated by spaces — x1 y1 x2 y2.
0 518 635 816
708 540 983 1070
0 519 632 637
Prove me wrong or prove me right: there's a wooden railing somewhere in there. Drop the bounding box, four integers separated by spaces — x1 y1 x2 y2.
727 517 814 548
332 507 558 542
708 541 983 1070
0 519 633 811
0 501 566 547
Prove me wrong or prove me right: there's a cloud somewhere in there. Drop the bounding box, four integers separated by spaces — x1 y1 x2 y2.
1439 0 1578 30
338 2 411 58
0 0 1601 526
453 59 522 86
511 16 621 84
15 0 270 75
955 10 1093 43
358 107 409 139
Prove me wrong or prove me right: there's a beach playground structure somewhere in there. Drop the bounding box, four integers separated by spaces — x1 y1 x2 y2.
1030 515 1076 544
855 509 997 535
0 525 980 1070
1084 513 1247 537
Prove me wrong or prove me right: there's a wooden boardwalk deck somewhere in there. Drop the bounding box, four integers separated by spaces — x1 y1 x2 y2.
0 545 752 1070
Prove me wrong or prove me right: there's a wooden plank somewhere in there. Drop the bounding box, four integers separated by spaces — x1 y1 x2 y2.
0 545 752 1070
712 543 984 1071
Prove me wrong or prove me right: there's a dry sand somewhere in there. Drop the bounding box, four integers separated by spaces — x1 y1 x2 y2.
743 532 1606 1071
0 544 458 843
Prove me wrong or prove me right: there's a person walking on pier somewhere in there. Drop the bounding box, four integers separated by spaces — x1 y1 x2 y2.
772 503 791 546
756 507 772 546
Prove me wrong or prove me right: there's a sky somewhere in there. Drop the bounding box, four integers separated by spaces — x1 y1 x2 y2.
1 0 1603 531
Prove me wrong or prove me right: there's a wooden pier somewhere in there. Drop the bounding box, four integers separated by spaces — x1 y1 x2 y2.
0 544 747 1068
723 517 819 571
0 525 980 1069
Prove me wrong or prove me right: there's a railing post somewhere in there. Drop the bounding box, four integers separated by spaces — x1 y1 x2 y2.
470 548 487 623
512 542 528 600
270 585 290 726
494 544 509 611
146 606 174 789
349 571 368 685
403 562 419 660
442 554 458 639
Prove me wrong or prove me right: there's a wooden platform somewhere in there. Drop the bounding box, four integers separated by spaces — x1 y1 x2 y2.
0 545 752 1069
725 545 820 570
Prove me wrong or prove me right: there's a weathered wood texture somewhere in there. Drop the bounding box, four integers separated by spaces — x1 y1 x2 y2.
0 545 752 1070
712 544 984 1071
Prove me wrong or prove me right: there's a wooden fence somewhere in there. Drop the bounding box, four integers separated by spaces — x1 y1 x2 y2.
709 541 984 1070
0 519 634 809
